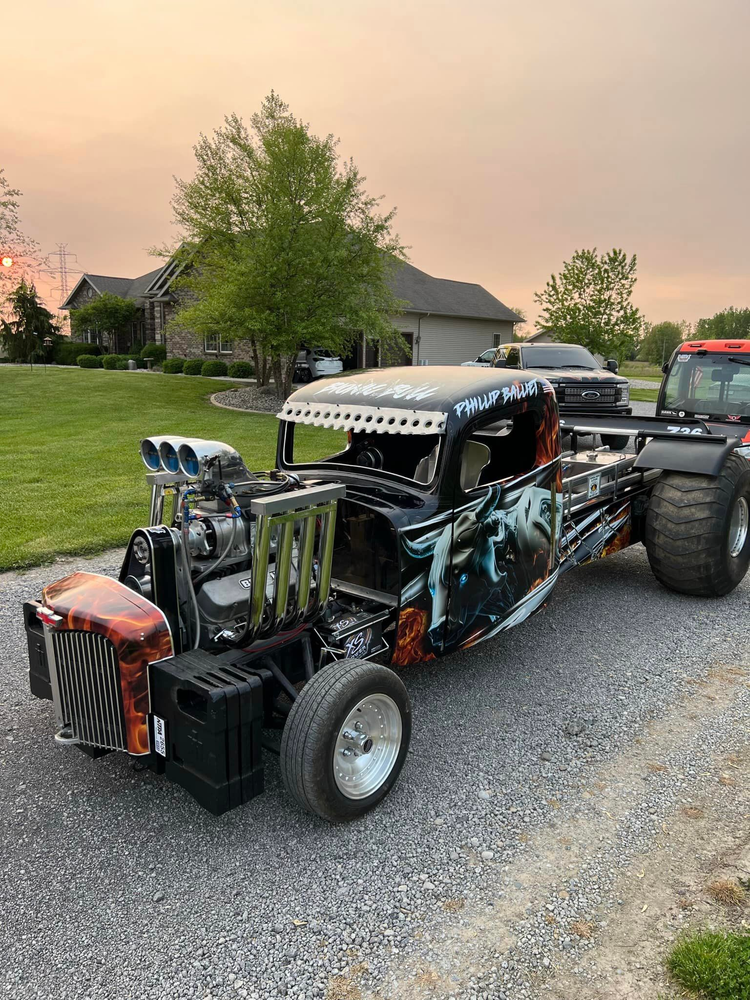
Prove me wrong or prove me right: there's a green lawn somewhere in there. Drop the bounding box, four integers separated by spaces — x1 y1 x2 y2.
0 367 661 571
621 361 664 378
0 368 332 571
631 388 658 402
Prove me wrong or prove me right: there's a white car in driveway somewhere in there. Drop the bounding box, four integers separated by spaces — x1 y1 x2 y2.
461 348 496 367
295 348 344 382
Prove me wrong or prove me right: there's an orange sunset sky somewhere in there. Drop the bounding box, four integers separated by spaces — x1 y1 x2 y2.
3 0 749 327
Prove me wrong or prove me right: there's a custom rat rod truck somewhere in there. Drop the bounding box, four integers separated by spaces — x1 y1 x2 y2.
22 368 750 822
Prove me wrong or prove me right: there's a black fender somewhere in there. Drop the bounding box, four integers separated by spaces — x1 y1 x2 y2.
634 436 740 477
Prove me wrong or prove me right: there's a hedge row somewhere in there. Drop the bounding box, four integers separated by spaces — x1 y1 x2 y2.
140 343 167 363
227 361 254 378
162 358 238 377
163 358 185 374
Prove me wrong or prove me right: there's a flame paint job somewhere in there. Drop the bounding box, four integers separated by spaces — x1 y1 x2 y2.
392 607 436 665
559 498 634 572
42 572 173 755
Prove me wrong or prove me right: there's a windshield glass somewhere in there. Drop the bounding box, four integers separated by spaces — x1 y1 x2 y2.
521 346 599 369
664 354 750 417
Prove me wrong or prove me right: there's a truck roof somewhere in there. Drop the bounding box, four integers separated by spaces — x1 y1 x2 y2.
677 339 750 353
279 365 551 435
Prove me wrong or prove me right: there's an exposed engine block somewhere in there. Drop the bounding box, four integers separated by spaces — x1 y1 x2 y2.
121 435 344 651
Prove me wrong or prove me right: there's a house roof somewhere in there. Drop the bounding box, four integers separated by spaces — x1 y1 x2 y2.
389 261 523 323
61 267 165 309
63 256 522 326
523 328 554 342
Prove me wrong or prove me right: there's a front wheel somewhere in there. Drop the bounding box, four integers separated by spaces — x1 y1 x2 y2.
280 659 411 822
601 433 630 450
644 452 750 597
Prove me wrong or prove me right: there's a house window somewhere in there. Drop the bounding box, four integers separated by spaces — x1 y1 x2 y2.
493 333 504 347
204 334 233 354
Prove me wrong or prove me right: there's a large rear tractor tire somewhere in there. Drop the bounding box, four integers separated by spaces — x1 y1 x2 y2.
280 659 411 822
644 452 750 597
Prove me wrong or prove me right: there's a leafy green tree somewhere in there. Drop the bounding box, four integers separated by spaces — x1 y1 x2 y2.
694 307 750 341
1 280 59 363
534 248 641 361
70 292 140 351
639 320 689 365
510 306 527 342
167 93 407 395
1 169 40 304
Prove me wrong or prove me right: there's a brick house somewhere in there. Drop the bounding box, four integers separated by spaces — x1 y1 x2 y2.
62 255 186 354
64 255 522 366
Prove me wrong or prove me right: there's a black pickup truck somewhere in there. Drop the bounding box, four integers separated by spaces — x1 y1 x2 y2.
470 342 632 449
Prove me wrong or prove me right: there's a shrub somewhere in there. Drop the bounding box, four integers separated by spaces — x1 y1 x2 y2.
101 354 122 370
227 361 254 379
163 358 185 374
54 341 102 365
183 359 204 376
201 360 228 378
0 357 10 364
115 360 129 370
140 343 167 363
77 354 103 369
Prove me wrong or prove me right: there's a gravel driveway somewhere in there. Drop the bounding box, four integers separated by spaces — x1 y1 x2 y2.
2 485 749 1000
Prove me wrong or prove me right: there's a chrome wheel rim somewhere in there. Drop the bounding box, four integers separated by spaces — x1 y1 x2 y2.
729 496 749 558
333 694 402 799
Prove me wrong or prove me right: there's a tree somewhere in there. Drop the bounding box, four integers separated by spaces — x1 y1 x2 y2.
70 292 140 351
534 248 641 361
509 306 527 342
639 320 689 365
0 280 59 363
167 93 407 395
694 307 750 341
0 169 40 304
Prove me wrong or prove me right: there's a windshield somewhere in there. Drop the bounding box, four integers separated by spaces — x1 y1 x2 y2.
663 354 750 417
521 345 599 369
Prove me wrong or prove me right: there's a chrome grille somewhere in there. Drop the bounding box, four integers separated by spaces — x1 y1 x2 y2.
50 631 127 751
561 384 617 404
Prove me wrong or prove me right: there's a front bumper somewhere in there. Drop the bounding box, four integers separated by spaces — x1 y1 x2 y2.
559 404 632 417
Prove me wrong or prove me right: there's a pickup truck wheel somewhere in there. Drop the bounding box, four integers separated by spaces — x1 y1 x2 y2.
644 452 750 597
280 659 411 822
601 433 630 450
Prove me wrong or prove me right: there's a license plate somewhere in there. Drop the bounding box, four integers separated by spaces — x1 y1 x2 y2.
152 715 167 757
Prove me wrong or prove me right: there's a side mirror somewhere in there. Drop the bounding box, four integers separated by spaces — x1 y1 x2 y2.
606 359 619 374
662 362 670 374
494 358 507 368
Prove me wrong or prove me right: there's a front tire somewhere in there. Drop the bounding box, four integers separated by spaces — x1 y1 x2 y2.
644 452 750 597
601 433 630 450
280 659 411 822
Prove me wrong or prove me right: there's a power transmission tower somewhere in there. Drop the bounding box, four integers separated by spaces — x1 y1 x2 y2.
40 244 83 307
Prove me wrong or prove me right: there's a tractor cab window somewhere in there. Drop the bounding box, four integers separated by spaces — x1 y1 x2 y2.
505 346 521 368
664 354 750 418
289 424 443 487
460 411 538 491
